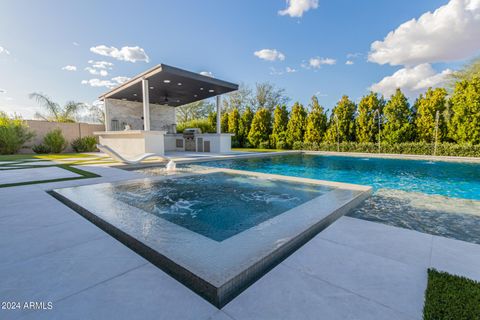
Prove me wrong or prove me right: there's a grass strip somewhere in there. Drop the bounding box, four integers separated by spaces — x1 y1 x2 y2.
0 165 100 188
423 268 480 320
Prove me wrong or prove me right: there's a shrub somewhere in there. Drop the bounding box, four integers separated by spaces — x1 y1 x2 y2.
275 140 288 150
0 112 35 154
43 128 68 153
176 119 215 133
32 144 51 154
71 136 97 152
258 141 270 149
288 141 480 157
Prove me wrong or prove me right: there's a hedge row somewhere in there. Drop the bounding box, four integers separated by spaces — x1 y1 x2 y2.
290 141 480 158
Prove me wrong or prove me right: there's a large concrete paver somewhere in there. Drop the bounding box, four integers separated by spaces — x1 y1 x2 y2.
283 236 426 319
18 264 218 320
223 264 411 320
319 216 433 268
0 167 80 185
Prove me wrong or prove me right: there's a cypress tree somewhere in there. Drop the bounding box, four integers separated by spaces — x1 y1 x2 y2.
270 105 289 149
414 88 448 143
324 95 356 143
304 96 328 144
382 89 414 143
248 108 272 148
239 106 254 147
286 102 307 147
355 92 384 143
220 112 229 133
228 108 241 147
448 77 480 144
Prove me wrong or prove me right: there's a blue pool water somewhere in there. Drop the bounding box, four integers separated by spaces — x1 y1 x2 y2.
170 154 480 244
188 154 480 200
113 172 330 241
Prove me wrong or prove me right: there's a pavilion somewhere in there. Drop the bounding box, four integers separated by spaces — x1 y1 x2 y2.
95 64 238 157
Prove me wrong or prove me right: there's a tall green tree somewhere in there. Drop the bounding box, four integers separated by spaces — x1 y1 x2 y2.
324 95 356 143
448 77 480 144
207 112 217 131
239 106 254 147
286 102 307 147
29 92 85 123
355 92 384 143
228 108 241 147
414 88 448 143
220 112 229 133
382 89 414 143
270 105 289 149
248 108 271 148
304 96 328 144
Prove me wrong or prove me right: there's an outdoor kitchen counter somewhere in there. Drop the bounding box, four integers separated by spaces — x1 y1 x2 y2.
94 130 167 156
164 133 233 153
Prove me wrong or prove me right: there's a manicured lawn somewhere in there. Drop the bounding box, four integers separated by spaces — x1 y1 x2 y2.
0 153 94 161
423 269 480 320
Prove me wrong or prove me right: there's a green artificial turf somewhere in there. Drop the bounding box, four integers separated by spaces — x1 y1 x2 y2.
423 268 480 320
0 164 100 188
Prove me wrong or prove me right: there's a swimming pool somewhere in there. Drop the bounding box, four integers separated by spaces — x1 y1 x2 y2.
51 169 371 307
159 153 480 244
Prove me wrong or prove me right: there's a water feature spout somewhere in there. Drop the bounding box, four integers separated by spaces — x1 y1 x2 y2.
166 160 176 172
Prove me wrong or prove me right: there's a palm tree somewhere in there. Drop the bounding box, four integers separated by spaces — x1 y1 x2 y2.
29 92 85 123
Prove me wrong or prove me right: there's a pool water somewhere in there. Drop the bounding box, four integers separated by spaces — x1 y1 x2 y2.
113 172 330 241
174 154 480 244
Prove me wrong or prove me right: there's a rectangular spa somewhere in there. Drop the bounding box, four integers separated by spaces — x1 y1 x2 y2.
50 168 371 307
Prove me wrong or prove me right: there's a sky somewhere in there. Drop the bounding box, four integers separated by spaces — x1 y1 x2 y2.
0 0 479 119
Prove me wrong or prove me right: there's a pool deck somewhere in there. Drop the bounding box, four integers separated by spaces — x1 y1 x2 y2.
1 162 480 319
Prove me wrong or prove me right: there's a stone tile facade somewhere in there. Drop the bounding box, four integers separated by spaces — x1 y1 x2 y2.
105 98 176 132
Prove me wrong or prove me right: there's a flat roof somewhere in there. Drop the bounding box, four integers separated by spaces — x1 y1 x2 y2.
99 64 238 107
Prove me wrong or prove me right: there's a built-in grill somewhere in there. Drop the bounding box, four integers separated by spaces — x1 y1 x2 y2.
183 128 202 151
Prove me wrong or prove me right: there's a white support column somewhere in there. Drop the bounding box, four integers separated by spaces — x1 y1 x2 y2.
103 98 110 131
142 78 150 131
216 95 221 134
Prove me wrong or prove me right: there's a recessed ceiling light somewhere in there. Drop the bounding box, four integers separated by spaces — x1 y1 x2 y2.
208 89 214 93
149 86 154 89
133 93 137 96
194 94 198 97
121 98 127 101
163 80 171 83
177 99 180 102
177 82 182 86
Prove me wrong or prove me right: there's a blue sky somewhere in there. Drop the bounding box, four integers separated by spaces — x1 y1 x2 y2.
1 0 479 119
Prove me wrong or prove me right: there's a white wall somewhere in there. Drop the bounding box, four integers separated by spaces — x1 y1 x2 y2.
105 98 176 132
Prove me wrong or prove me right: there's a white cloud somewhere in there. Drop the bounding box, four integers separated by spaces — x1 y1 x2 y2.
254 49 285 61
345 60 354 65
90 45 149 63
369 0 480 66
73 42 79 46
4 97 13 101
200 71 214 77
88 60 113 69
286 66 297 73
81 76 130 88
85 67 108 77
278 0 319 17
0 89 6 94
111 76 130 84
62 65 77 71
370 63 452 97
315 91 328 97
308 57 336 68
0 46 10 55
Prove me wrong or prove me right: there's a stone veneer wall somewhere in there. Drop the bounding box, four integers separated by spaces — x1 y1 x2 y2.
105 98 176 132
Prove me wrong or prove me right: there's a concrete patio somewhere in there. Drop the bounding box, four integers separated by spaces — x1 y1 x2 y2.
1 164 479 320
